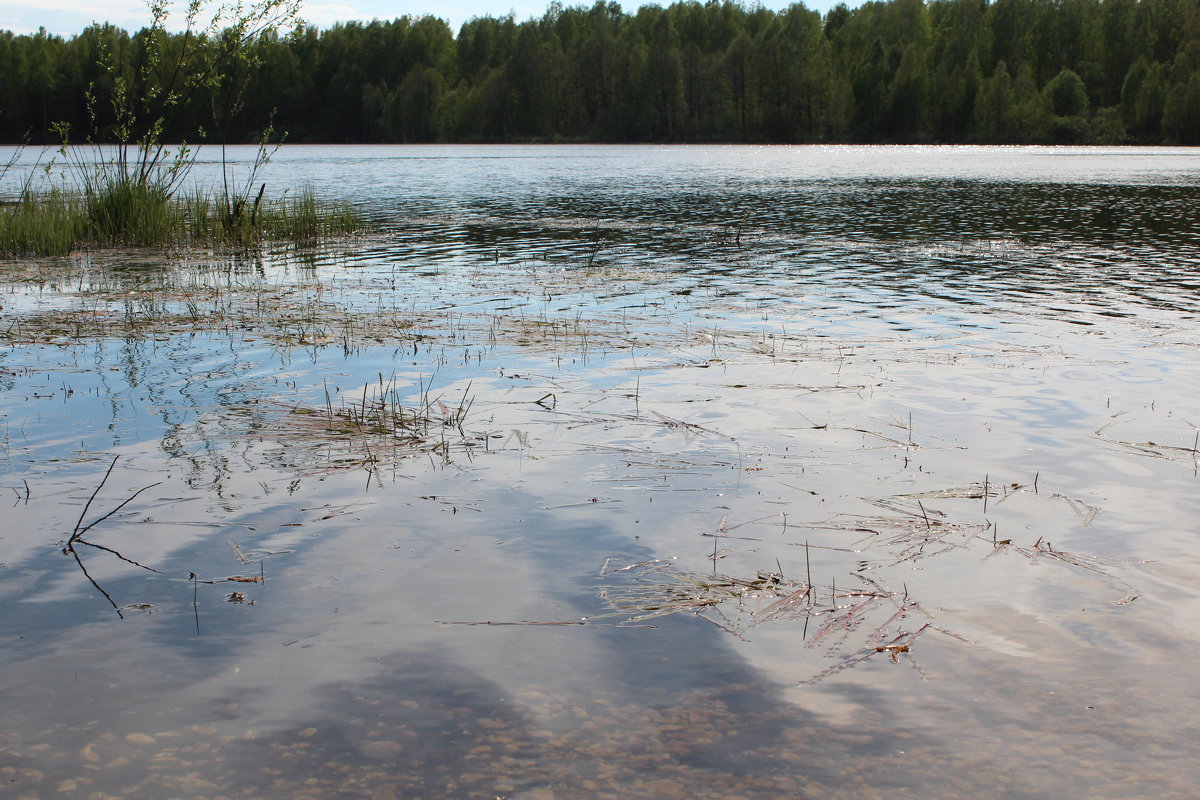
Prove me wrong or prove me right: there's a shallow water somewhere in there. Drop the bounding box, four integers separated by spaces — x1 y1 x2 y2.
2 145 1199 799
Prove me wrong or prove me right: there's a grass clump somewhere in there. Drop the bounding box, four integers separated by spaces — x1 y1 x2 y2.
0 0 338 258
0 191 88 257
0 182 360 257
186 187 360 246
207 376 477 476
84 179 182 246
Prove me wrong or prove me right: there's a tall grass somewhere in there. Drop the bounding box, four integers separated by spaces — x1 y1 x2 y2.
186 187 361 245
85 179 182 246
0 191 88 257
0 182 360 257
3 0 312 258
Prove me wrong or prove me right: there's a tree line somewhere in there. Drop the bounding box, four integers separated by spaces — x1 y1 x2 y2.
3 0 1199 146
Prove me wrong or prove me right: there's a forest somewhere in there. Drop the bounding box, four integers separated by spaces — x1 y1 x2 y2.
2 0 1199 146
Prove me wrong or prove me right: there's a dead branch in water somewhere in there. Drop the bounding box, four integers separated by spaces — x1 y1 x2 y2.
63 456 163 617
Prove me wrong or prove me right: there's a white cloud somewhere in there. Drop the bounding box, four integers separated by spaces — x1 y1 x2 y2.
3 0 853 39
0 0 138 12
299 2 367 28
0 0 185 35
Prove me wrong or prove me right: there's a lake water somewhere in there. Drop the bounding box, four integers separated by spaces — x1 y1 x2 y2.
2 144 1200 799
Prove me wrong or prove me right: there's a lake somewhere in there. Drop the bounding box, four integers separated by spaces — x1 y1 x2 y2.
2 144 1199 799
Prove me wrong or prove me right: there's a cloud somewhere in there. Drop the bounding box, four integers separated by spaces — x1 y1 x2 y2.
0 1 160 38
0 0 136 11
3 0 855 40
298 2 366 28
0 0 143 26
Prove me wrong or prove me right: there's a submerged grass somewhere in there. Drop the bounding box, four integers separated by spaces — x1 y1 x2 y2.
203 377 479 475
595 557 969 682
0 183 360 257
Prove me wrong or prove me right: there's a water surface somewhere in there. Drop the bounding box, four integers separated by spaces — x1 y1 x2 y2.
2 145 1199 799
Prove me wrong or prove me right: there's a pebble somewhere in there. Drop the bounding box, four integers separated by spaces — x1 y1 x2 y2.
359 740 404 760
641 778 684 799
178 772 220 791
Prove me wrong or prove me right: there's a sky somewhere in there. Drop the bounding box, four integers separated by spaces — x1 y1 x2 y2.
1 0 849 38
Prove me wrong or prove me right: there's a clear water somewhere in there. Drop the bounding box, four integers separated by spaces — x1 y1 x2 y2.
2 145 1199 799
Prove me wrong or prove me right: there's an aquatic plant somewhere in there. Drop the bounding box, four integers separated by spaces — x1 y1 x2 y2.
593 557 971 683
0 190 88 256
17 0 319 254
0 186 358 256
200 376 479 477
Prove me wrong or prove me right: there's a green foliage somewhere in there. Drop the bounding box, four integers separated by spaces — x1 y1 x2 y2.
3 0 1200 145
0 0 347 253
1162 73 1200 143
1044 68 1089 116
1121 57 1161 138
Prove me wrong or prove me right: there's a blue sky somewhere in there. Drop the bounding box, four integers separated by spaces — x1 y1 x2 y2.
2 0 850 38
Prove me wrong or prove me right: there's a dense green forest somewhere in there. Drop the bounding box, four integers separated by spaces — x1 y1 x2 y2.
3 0 1200 145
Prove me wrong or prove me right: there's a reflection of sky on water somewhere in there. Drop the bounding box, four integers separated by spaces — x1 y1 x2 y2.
2 146 1200 797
